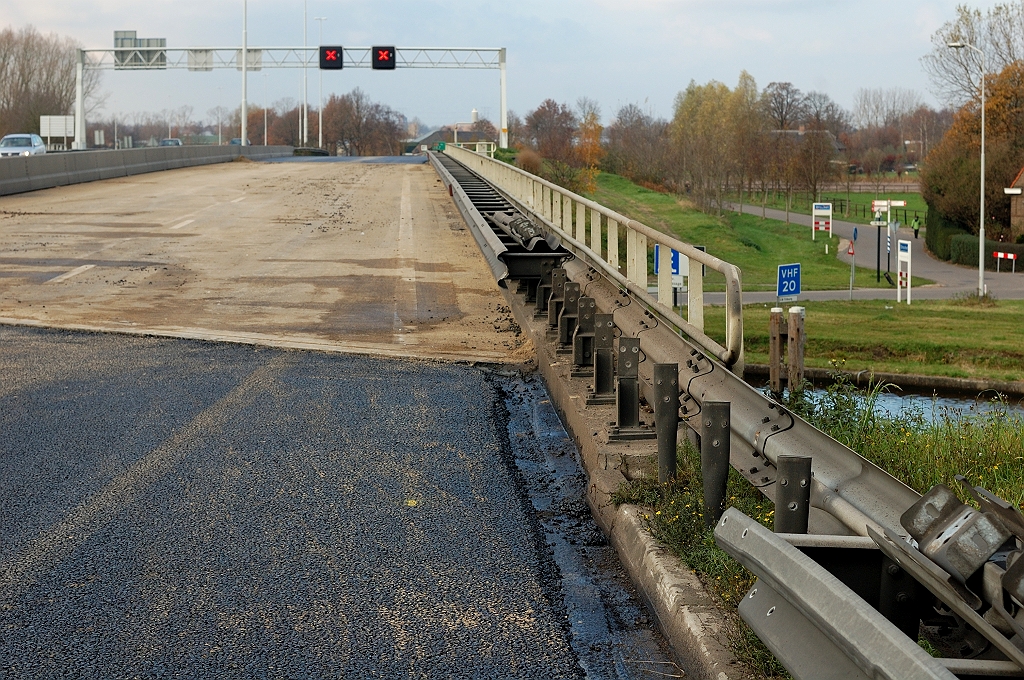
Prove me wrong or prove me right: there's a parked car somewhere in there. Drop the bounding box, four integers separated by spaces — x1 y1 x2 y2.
229 138 251 146
159 138 183 146
0 134 46 157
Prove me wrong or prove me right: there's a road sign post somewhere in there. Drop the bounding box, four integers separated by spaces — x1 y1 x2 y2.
777 263 801 303
812 203 832 241
848 229 857 301
897 239 912 304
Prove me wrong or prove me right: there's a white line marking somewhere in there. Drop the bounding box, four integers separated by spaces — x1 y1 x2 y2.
169 219 195 230
393 172 419 345
46 264 95 284
230 196 246 203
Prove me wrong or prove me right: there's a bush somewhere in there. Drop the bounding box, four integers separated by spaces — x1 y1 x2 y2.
950 234 1024 271
493 147 516 165
516 148 542 174
924 206 970 261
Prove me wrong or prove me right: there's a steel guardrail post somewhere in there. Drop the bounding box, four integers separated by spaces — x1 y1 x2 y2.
654 363 680 484
615 338 641 429
571 297 597 377
557 282 580 351
587 314 616 405
701 401 731 529
775 455 811 534
547 268 567 327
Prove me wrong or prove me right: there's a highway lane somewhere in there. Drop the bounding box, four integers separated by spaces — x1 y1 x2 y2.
0 326 677 678
0 159 524 363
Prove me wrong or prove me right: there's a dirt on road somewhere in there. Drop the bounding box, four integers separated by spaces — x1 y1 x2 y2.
0 159 528 364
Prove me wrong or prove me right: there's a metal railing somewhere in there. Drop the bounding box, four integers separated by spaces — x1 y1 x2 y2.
444 145 744 372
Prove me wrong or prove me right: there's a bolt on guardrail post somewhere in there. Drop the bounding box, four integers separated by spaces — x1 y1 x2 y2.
701 401 731 529
557 282 581 351
587 314 616 405
547 269 567 326
615 337 641 429
769 307 786 395
787 306 805 393
571 297 597 376
654 363 679 484
774 455 811 534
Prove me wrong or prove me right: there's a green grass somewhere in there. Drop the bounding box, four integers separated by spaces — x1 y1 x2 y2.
703 297 1024 382
736 190 928 227
587 173 931 292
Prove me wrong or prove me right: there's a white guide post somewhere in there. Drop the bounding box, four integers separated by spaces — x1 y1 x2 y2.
499 48 507 148
897 239 912 304
241 0 248 146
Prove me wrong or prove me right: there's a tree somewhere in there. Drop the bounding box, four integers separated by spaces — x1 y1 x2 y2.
922 3 1024 106
803 91 850 138
321 88 405 156
672 79 733 212
603 103 672 186
574 98 604 189
523 99 577 162
922 60 1024 239
0 25 103 139
762 82 806 130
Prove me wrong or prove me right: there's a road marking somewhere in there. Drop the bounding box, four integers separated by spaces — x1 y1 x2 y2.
230 196 246 203
169 219 195 230
394 171 419 345
45 264 95 284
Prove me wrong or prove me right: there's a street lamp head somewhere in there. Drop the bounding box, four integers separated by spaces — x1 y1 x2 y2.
1004 187 1022 195
947 41 966 49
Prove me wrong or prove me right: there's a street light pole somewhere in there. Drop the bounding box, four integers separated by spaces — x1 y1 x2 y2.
263 72 268 145
241 0 248 147
315 17 326 149
302 0 308 146
948 40 986 297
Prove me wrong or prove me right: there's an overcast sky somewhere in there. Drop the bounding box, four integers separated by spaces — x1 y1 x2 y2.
5 0 1001 128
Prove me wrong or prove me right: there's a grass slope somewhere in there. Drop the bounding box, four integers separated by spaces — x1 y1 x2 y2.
588 173 929 292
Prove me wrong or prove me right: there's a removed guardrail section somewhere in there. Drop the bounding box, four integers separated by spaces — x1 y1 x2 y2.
0 145 293 196
435 151 1024 680
443 144 744 373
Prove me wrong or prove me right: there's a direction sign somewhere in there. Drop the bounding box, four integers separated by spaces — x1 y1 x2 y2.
870 220 887 227
777 263 801 301
653 244 681 275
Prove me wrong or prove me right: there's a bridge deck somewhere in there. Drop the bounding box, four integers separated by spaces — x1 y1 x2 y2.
0 159 524 363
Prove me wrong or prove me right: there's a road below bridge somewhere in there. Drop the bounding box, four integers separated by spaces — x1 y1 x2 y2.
0 159 677 678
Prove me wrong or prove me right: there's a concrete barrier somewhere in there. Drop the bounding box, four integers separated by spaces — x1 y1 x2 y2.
0 146 294 197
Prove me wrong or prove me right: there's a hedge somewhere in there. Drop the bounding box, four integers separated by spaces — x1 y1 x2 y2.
924 207 971 261
949 234 1024 271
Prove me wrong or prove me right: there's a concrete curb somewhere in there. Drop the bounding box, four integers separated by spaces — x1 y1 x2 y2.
0 146 294 196
499 287 749 680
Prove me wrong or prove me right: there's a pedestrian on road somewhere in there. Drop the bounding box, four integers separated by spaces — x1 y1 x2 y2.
912 216 921 239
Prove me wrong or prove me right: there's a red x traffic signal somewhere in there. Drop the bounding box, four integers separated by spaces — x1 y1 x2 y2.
319 45 343 70
371 46 395 70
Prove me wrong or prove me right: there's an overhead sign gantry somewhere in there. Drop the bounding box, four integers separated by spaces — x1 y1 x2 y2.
73 35 508 149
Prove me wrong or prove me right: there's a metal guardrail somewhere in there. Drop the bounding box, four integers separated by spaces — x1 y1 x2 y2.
435 152 1024 680
443 145 744 372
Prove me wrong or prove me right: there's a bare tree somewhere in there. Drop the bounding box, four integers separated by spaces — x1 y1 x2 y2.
922 3 1024 106
803 91 850 138
0 25 103 139
852 87 922 130
762 82 806 130
524 99 577 163
604 103 672 186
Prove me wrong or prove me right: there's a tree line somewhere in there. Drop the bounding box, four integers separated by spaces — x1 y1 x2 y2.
507 77 951 215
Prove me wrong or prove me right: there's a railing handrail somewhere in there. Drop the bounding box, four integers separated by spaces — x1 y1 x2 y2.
444 145 744 369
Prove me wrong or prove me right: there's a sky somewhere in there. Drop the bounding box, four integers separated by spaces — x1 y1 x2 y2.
3 0 1004 129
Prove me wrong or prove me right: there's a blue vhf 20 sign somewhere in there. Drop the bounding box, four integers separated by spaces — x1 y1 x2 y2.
777 263 801 301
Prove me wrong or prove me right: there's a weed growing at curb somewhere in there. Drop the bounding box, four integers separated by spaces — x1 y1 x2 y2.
611 441 789 680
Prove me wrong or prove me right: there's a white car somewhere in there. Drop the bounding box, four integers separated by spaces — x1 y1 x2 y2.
0 134 46 157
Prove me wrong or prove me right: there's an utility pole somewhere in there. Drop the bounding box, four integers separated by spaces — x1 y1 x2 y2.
315 17 326 149
302 0 308 146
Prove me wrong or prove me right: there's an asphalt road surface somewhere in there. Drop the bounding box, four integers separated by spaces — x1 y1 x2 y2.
0 326 675 678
